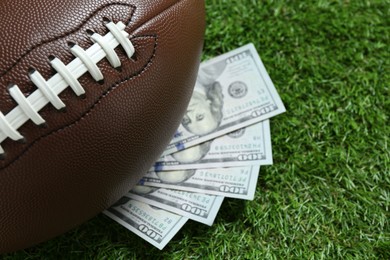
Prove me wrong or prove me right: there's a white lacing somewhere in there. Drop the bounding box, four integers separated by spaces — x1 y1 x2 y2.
0 21 135 155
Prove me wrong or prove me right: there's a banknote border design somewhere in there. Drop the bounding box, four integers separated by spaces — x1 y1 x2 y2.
143 165 261 200
154 120 273 171
103 202 188 250
126 191 224 226
163 43 285 155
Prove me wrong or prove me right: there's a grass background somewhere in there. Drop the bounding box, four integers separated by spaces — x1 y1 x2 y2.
4 0 389 258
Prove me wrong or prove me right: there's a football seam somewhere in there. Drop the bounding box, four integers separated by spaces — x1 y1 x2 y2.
0 0 189 169
0 34 158 170
0 2 136 78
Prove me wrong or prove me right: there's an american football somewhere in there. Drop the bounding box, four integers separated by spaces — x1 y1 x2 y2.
0 0 205 252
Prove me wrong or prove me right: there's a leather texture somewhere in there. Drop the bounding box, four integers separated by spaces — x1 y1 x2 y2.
0 0 205 253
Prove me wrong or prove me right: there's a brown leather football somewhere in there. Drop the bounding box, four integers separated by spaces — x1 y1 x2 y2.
0 0 205 253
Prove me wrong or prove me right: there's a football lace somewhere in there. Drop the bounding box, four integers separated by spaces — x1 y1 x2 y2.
0 21 135 157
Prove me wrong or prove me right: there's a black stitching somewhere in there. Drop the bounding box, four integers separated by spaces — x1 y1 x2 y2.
0 2 135 78
0 35 157 169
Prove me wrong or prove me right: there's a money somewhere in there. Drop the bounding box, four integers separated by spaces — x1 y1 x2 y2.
153 121 272 171
104 197 188 250
163 43 285 156
126 186 224 226
141 165 260 200
106 44 286 250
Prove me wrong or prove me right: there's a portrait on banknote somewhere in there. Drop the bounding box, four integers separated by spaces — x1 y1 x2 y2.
181 61 227 136
104 44 287 249
171 141 212 163
164 44 285 156
132 185 158 195
156 169 196 184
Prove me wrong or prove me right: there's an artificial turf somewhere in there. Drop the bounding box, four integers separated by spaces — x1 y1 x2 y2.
4 0 389 259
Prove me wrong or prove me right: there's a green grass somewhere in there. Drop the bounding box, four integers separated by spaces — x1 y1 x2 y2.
4 0 389 258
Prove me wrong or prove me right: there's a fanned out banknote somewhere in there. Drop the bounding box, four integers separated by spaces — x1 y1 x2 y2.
103 198 188 250
152 120 272 172
162 43 285 156
126 186 224 226
104 44 286 249
141 165 260 200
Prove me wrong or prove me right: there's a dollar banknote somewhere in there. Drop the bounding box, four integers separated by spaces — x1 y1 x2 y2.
163 43 285 156
126 186 224 226
105 44 286 249
141 165 260 200
153 120 271 171
104 197 188 250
